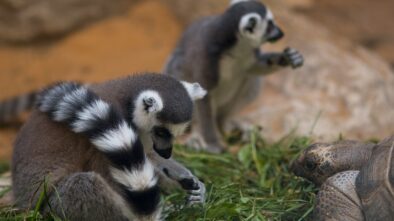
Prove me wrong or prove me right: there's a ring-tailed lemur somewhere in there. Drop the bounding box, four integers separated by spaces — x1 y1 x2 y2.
12 74 206 220
164 0 304 153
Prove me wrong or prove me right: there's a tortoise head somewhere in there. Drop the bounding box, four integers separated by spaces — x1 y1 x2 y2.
291 140 375 186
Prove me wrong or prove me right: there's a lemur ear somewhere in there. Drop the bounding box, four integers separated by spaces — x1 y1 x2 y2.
181 81 207 101
137 90 164 114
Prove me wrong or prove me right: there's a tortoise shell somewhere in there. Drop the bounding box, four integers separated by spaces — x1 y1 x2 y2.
356 136 394 220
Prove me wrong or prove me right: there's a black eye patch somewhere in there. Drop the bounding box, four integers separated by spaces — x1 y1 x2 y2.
245 17 257 33
153 127 173 139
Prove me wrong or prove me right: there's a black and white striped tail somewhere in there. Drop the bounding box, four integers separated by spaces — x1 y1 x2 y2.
0 91 37 124
37 82 161 220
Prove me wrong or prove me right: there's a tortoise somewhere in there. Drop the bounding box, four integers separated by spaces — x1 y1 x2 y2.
291 136 394 221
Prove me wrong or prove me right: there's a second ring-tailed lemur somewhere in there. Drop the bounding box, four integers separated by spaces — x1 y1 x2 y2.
12 74 206 221
164 0 304 153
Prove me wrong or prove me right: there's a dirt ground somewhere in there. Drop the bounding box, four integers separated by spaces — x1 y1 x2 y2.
0 0 394 160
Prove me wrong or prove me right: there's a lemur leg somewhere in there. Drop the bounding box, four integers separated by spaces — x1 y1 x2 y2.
248 48 304 75
313 171 364 221
44 172 129 221
148 151 205 205
217 78 261 135
188 94 225 153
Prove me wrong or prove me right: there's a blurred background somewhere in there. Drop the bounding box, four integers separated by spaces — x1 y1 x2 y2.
0 0 394 161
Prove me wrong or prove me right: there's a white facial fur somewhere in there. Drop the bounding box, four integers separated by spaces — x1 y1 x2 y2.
181 81 207 101
167 122 190 137
239 13 267 47
133 90 163 131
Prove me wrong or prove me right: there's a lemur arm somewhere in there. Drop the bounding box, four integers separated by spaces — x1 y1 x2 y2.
37 82 161 219
148 151 205 204
248 48 304 75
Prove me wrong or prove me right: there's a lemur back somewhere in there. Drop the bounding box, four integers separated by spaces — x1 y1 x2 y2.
12 74 206 220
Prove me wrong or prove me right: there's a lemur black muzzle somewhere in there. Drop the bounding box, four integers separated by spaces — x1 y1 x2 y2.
265 21 284 43
153 144 172 159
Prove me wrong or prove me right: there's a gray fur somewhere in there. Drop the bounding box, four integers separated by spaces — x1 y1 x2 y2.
12 74 205 220
44 172 128 221
164 1 304 152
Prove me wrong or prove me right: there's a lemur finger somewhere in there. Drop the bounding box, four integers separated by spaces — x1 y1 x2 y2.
187 195 203 202
289 54 304 68
289 55 303 63
186 193 205 205
188 182 206 201
284 48 302 58
284 47 296 54
188 185 203 193
288 52 302 61
291 56 304 64
291 59 304 68
288 51 302 58
179 177 199 190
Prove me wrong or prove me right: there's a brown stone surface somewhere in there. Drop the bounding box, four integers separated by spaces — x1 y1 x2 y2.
0 0 137 42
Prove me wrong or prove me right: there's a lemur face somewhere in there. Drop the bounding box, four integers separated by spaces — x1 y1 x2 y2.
236 1 284 46
133 82 206 159
151 123 189 159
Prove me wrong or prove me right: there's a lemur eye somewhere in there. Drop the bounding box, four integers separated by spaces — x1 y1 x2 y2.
245 17 257 33
305 159 317 171
154 127 172 139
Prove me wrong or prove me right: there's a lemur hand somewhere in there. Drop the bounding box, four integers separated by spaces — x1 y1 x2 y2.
162 167 206 205
178 176 206 205
281 47 304 68
185 179 206 206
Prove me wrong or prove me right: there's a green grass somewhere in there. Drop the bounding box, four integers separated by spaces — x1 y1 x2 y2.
0 131 317 221
163 131 316 221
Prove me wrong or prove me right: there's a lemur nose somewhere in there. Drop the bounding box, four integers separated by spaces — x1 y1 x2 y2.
153 144 172 159
266 21 284 43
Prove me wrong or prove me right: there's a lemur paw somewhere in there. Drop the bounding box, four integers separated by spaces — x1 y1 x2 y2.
163 168 206 205
186 133 225 154
283 47 304 68
185 180 206 205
